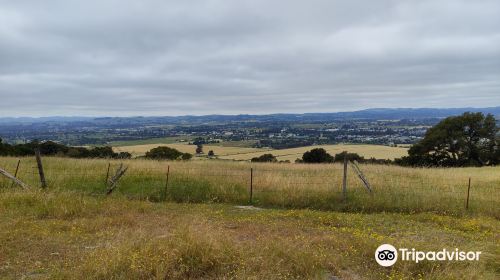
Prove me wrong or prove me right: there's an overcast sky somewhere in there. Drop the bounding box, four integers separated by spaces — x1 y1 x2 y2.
0 0 499 117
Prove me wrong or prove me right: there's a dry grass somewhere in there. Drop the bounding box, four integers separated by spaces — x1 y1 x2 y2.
0 157 499 279
219 144 409 161
113 142 268 158
113 143 408 161
0 157 498 217
0 189 498 279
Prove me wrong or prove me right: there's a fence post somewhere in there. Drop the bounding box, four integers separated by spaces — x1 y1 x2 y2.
342 152 347 201
0 166 30 189
35 149 47 188
105 162 111 186
10 159 21 188
106 164 128 195
349 160 373 195
466 177 471 210
165 165 170 194
249 167 253 204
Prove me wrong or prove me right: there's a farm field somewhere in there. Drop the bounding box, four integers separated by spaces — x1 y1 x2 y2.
113 142 270 158
113 142 408 161
109 136 194 146
110 137 258 148
218 144 408 162
0 156 499 279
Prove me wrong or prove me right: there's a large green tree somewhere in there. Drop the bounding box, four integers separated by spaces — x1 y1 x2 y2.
398 112 498 167
302 148 334 163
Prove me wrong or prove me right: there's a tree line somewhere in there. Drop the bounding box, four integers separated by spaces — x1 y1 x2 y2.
0 139 131 159
251 150 392 164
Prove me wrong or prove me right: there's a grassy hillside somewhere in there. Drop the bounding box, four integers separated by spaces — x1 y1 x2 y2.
1 157 499 279
0 157 498 217
113 143 408 161
1 190 498 279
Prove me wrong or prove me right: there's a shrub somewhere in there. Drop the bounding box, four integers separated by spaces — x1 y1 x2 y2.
196 144 203 154
181 153 193 160
302 148 333 163
145 146 184 160
251 154 277 162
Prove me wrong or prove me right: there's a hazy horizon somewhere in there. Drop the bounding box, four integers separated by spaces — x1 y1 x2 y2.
1 106 499 119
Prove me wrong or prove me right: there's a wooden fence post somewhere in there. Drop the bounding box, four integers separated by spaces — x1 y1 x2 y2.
249 167 253 204
466 177 471 210
165 165 170 194
0 166 30 189
342 152 348 201
105 162 111 186
106 164 128 195
10 159 21 188
35 149 47 188
349 160 373 195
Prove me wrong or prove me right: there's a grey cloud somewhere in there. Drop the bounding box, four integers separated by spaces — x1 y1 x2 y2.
0 0 499 116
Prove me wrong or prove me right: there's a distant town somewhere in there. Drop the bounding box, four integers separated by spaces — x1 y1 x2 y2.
2 107 498 149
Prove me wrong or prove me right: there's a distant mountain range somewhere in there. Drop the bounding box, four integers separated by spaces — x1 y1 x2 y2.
1 107 499 125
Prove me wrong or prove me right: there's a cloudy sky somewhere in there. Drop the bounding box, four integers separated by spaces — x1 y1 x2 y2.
0 0 499 117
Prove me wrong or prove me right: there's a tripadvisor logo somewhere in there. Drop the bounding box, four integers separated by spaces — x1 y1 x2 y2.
375 244 482 267
375 244 398 267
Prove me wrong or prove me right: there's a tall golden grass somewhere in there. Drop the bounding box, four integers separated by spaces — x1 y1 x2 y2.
0 156 498 217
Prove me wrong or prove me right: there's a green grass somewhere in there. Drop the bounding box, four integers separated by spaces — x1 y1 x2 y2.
0 189 498 279
0 156 499 279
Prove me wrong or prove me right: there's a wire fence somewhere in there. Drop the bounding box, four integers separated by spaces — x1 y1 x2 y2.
0 158 499 216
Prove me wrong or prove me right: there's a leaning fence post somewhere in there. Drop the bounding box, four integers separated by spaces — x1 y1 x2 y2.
249 167 253 204
35 149 47 188
466 177 471 210
342 152 348 201
349 160 373 195
106 164 128 195
165 165 170 194
10 159 21 188
0 166 30 189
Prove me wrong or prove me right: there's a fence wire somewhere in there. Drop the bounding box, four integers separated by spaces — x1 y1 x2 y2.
0 159 499 215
